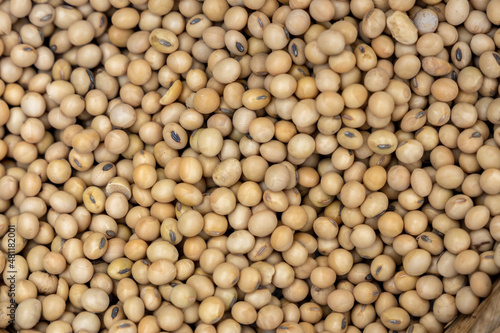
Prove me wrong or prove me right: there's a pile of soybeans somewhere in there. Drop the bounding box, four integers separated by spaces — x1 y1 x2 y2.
0 0 500 332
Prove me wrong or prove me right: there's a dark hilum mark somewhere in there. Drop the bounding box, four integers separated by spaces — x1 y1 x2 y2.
344 131 355 138
41 14 53 22
283 27 290 39
472 132 482 138
159 39 171 47
86 69 95 90
171 131 181 142
111 307 119 318
257 17 264 28
494 53 500 65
